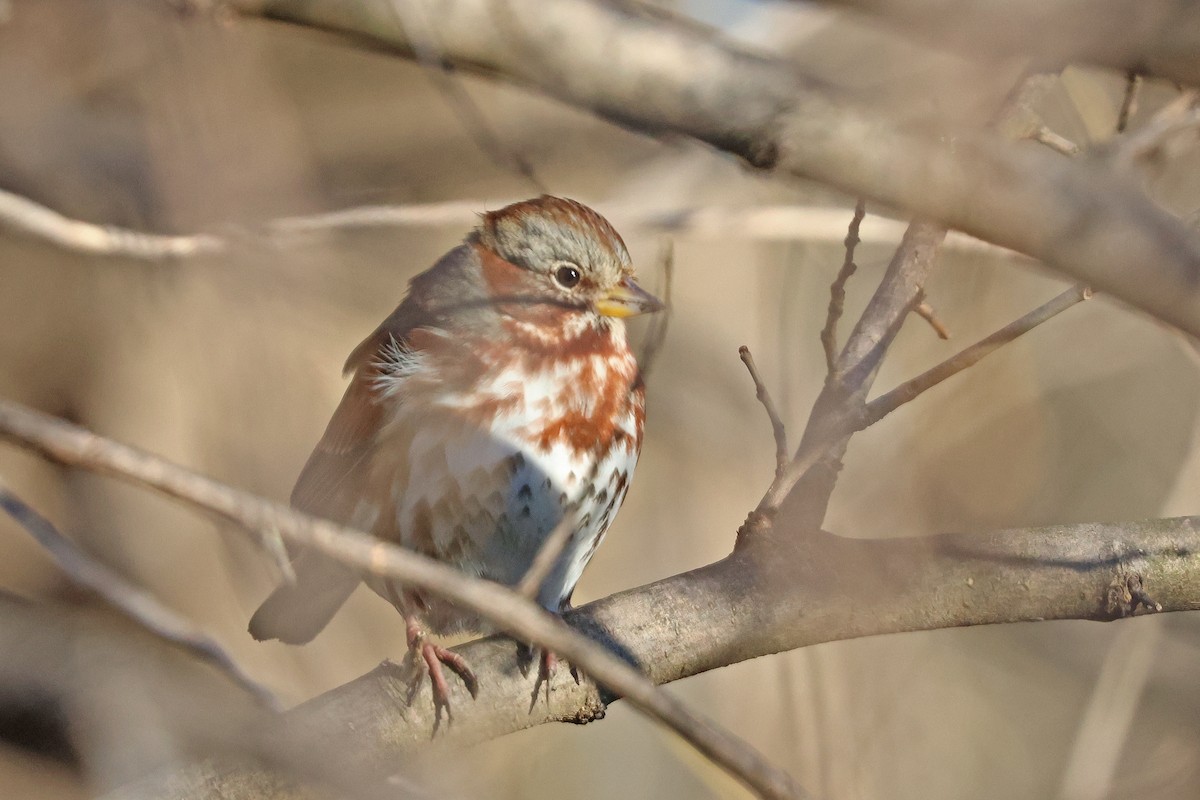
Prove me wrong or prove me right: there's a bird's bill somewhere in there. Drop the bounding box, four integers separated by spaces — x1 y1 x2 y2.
596 276 666 318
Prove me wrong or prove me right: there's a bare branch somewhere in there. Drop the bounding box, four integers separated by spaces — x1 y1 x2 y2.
913 299 952 339
807 0 1200 86
1116 70 1142 134
739 346 789 476
861 285 1092 427
0 187 223 259
383 0 545 191
120 515 1200 799
232 0 1200 338
0 478 279 709
755 222 946 521
820 200 866 374
1028 126 1081 157
0 399 808 800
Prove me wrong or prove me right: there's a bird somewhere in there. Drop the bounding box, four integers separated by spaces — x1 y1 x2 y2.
249 195 663 712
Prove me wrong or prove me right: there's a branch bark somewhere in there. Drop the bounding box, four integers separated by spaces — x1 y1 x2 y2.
232 0 1200 337
809 0 1200 87
115 516 1200 799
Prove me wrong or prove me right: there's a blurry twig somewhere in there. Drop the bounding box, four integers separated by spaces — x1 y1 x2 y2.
913 299 951 339
1056 615 1163 800
0 478 279 709
739 346 789 477
0 186 1022 260
1028 126 1081 157
1112 89 1200 166
385 0 545 192
0 399 810 800
515 457 605 602
637 239 674 380
820 200 866 374
0 187 223 259
1116 70 1142 133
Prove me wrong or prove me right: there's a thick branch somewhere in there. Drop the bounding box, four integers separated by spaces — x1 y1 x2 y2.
810 0 1200 87
120 517 1200 799
234 0 1200 337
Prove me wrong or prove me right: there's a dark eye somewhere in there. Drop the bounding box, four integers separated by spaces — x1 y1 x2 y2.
554 264 582 289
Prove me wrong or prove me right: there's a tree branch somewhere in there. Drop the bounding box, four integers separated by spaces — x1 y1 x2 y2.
0 399 807 800
0 480 278 709
808 0 1200 87
116 516 1200 800
231 0 1200 338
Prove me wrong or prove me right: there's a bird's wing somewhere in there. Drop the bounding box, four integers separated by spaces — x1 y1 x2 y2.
250 300 429 644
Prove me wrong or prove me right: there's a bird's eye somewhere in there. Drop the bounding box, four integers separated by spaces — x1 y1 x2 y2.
554 264 582 289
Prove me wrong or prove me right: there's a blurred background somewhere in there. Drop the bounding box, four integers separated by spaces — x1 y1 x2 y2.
1 1 1198 798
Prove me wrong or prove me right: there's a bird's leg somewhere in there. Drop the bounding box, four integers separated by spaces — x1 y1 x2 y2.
520 644 580 711
387 583 477 728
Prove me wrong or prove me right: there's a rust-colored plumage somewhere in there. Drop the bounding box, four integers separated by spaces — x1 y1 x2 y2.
249 196 662 711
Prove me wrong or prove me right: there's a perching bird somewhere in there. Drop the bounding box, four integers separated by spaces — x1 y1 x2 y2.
249 196 663 710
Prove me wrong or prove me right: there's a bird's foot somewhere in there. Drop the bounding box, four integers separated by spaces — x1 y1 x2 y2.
404 622 477 732
520 644 579 711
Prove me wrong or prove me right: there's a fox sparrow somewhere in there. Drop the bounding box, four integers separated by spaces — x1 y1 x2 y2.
249 196 662 711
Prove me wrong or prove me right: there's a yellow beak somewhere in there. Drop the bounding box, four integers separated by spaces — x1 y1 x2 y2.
595 276 666 318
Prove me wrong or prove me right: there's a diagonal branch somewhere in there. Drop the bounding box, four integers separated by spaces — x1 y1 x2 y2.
0 479 279 709
232 0 1200 338
0 399 807 800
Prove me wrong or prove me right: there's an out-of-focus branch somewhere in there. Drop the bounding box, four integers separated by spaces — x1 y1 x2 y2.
0 399 808 800
0 187 1019 257
0 597 429 800
0 480 278 709
232 0 1200 338
0 187 223 259
117 515 1200 800
808 0 1200 86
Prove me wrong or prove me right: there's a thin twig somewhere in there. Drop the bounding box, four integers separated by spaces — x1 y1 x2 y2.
754 278 1087 518
515 456 606 602
914 300 952 339
820 200 866 374
1112 89 1200 165
0 186 1020 260
860 284 1092 428
636 239 674 381
0 399 810 800
0 187 223 259
0 478 279 709
385 0 545 192
1116 70 1142 134
1028 126 1081 157
739 346 789 476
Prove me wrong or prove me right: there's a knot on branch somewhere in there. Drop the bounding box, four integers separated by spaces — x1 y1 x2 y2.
735 509 776 549
1106 573 1164 618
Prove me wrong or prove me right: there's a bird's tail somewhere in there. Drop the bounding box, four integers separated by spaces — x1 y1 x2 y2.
248 553 360 644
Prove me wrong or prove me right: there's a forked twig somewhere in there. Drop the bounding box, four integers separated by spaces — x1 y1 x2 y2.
739 346 789 476
755 283 1091 516
0 479 279 709
820 200 867 374
860 284 1092 427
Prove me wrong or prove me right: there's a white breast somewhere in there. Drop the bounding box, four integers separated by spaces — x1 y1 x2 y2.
374 326 642 616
